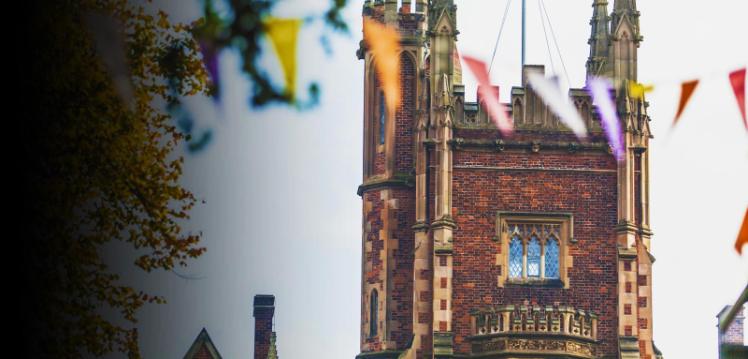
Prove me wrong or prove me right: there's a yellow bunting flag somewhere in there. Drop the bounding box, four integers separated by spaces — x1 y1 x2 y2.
264 17 302 101
674 80 699 126
736 208 748 255
363 18 401 115
629 80 654 100
729 68 746 129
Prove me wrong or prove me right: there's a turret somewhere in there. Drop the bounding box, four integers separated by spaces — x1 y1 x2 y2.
357 1 427 357
587 0 610 79
609 0 642 88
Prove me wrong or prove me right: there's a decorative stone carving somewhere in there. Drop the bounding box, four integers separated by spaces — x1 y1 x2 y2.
469 303 598 358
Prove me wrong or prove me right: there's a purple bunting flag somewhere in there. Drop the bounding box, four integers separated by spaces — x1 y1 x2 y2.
588 77 625 161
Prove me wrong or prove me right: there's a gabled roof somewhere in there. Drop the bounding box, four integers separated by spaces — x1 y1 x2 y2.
183 328 223 359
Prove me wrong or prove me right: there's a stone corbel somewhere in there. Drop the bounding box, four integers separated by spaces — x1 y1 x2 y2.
449 138 464 150
494 139 506 152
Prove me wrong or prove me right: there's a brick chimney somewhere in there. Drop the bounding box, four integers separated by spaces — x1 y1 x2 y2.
253 295 275 359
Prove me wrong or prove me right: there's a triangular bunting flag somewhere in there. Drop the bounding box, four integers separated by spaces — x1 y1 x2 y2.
736 207 748 255
588 77 625 161
629 80 654 100
674 80 699 126
462 56 513 136
527 73 588 139
264 17 302 101
363 18 401 115
728 68 746 129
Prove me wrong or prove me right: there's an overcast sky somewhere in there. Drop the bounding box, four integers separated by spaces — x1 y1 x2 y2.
107 1 747 358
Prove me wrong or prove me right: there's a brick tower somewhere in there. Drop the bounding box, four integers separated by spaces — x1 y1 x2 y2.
356 1 660 358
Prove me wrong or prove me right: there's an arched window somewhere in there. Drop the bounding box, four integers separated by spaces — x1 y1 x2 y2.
545 237 560 279
509 234 523 279
513 98 524 125
369 289 378 337
378 91 386 145
527 236 541 278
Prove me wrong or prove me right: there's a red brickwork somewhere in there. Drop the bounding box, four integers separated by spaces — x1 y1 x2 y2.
389 189 415 346
447 131 620 357
193 346 214 359
362 190 385 351
361 190 416 350
395 53 415 173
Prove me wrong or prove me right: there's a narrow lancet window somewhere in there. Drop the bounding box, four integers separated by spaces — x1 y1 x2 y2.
378 91 386 145
369 289 378 337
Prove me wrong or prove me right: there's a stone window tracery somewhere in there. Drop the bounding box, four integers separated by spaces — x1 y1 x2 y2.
498 213 572 287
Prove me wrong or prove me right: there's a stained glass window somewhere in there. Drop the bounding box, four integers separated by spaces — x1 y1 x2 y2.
545 237 560 279
509 235 523 278
527 236 541 277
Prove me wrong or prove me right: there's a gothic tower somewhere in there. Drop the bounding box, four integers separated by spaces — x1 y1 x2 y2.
357 1 660 358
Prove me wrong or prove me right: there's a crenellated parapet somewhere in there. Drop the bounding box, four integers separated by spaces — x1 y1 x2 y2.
454 66 603 135
469 304 599 358
470 304 598 340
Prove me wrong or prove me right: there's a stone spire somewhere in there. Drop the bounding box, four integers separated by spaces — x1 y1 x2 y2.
607 0 642 88
429 0 456 30
587 0 610 78
611 0 641 41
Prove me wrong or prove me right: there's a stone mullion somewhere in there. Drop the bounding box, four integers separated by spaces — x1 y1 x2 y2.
540 235 548 280
522 238 528 280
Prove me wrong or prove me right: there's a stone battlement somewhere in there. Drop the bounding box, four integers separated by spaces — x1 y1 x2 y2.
470 303 598 341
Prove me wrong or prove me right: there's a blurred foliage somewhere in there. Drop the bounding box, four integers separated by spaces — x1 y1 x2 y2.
192 0 348 107
23 0 351 357
24 0 209 357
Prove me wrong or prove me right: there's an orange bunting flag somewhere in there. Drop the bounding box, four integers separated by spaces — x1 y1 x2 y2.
736 207 748 255
264 17 302 101
462 55 514 136
674 80 699 126
629 80 654 100
363 18 401 115
729 68 746 129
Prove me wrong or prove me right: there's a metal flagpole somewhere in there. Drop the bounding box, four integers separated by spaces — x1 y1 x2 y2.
521 0 526 68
